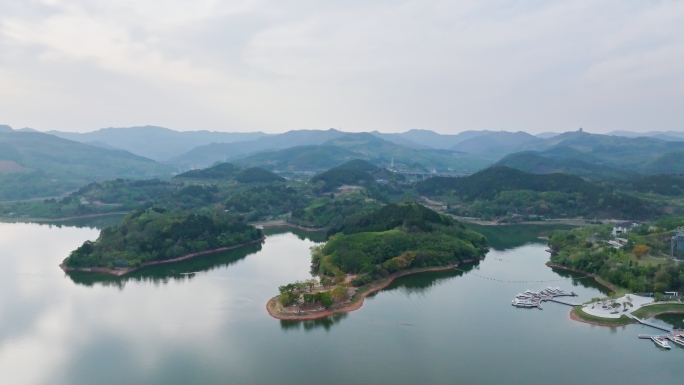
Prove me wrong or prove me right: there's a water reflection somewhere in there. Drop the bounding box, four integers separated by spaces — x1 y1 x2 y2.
262 227 327 243
64 228 326 288
379 262 479 297
280 313 349 332
464 223 575 250
64 242 264 288
651 313 684 330
2 214 126 230
549 268 612 295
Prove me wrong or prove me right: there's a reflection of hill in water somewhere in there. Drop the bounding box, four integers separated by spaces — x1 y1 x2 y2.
19 214 126 230
262 227 327 243
653 313 684 330
548 268 612 295
280 313 348 332
377 262 480 297
464 223 575 250
65 242 265 288
65 228 326 288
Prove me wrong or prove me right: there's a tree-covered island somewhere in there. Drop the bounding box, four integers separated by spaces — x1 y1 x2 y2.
267 202 488 319
61 208 263 275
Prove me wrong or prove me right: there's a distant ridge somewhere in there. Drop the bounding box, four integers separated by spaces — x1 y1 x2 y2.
47 125 268 161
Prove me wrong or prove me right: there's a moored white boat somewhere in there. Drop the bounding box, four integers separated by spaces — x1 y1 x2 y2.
670 336 684 347
651 337 671 349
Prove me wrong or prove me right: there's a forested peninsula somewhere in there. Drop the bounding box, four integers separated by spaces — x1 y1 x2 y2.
268 203 488 319
547 223 684 293
61 208 263 275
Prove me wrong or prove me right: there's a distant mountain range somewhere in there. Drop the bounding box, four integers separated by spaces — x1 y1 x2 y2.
230 133 490 173
0 127 173 200
47 125 267 161
608 130 684 141
5 123 684 197
168 128 347 165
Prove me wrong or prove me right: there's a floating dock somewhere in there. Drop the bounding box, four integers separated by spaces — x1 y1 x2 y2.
630 314 684 349
511 287 578 309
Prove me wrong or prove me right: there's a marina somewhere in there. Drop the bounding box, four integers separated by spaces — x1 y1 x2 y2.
511 287 578 309
633 314 684 349
513 288 684 352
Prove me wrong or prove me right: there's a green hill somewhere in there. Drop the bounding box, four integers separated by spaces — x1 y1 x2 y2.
321 133 488 173
236 145 359 171
63 209 262 269
0 131 173 200
309 159 406 191
310 168 374 192
174 163 243 180
224 185 307 221
315 203 487 282
493 151 637 180
235 167 285 183
48 125 267 161
606 174 684 196
168 129 346 165
508 131 684 171
641 151 684 174
177 132 489 174
417 166 658 220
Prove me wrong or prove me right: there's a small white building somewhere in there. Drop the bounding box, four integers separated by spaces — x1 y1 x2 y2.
612 222 640 237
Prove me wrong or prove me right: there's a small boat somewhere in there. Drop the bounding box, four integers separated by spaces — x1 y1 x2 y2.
512 299 535 307
670 336 684 347
651 337 671 349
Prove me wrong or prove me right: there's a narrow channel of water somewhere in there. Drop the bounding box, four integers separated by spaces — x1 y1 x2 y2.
0 220 682 385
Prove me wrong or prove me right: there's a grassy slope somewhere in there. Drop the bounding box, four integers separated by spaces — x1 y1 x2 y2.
631 303 684 318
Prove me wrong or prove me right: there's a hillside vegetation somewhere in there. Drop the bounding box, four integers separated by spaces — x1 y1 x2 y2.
503 131 684 174
174 163 243 180
225 185 308 221
290 192 383 231
494 151 637 180
63 209 263 269
235 167 285 183
0 131 173 200
417 166 659 220
549 225 684 293
314 203 488 286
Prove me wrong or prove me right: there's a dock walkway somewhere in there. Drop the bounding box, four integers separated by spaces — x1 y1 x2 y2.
547 298 581 306
627 314 673 333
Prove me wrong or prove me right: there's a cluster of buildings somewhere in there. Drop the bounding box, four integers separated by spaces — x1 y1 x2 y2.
608 221 684 259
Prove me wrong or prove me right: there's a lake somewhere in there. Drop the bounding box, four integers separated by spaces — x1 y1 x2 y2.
1 219 682 385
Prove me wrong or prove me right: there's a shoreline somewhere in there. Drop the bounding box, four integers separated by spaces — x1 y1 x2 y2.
0 211 129 223
545 262 620 293
60 237 266 277
550 264 684 327
266 258 481 321
545 262 636 327
257 221 325 232
569 307 634 327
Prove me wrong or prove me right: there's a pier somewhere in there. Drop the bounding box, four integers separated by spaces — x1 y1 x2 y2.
511 287 578 309
630 314 684 349
627 314 673 333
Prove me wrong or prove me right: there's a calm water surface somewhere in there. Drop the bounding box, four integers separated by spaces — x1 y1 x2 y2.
1 219 682 385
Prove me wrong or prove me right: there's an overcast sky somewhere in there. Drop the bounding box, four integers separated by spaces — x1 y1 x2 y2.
0 0 682 134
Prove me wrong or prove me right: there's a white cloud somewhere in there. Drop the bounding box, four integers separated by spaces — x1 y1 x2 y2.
0 0 682 133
